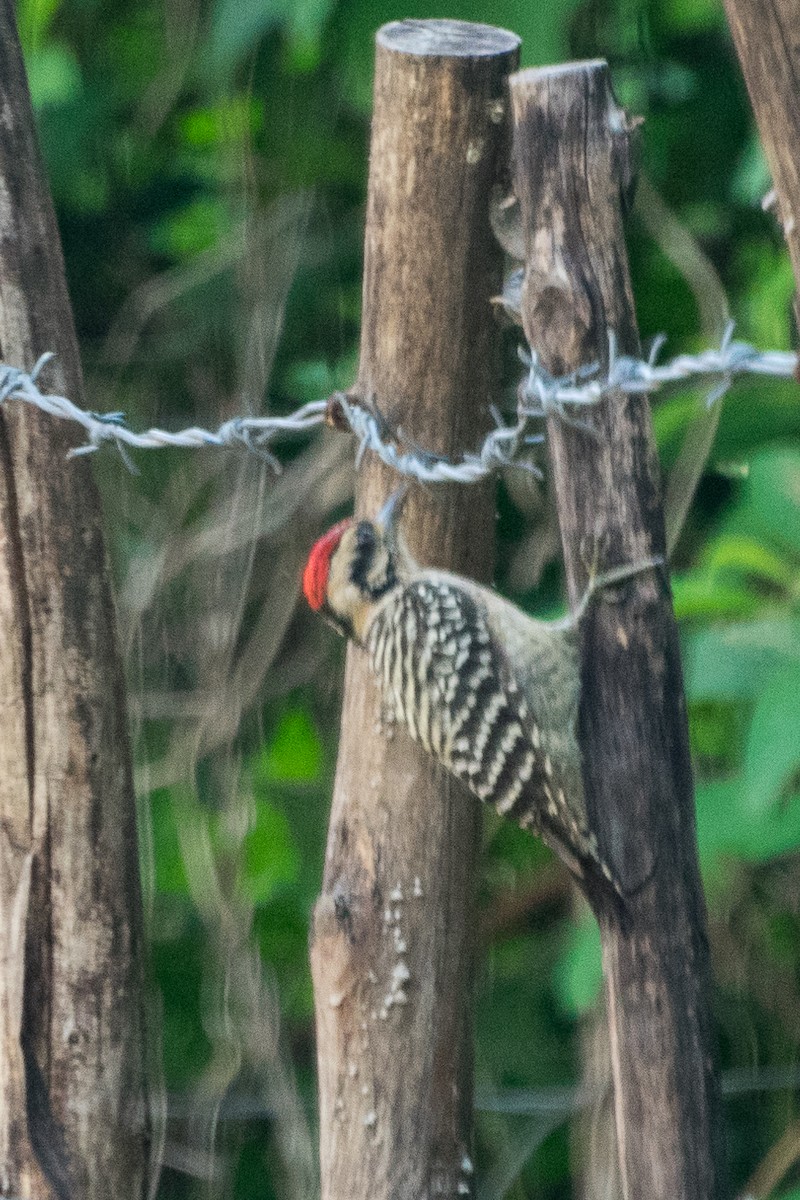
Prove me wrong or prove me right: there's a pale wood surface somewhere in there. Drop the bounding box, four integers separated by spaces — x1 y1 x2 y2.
310 19 518 1200
510 62 727 1200
0 3 147 1195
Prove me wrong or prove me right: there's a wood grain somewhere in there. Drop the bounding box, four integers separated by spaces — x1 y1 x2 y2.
724 0 800 327
310 20 518 1200
0 4 147 1196
510 62 726 1200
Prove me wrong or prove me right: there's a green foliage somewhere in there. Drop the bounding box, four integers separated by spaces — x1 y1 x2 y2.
19 0 800 1194
552 911 602 1017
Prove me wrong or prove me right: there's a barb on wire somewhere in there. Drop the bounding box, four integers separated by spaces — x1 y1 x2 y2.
0 357 543 484
520 320 798 419
336 393 542 484
1 323 798 485
0 354 328 474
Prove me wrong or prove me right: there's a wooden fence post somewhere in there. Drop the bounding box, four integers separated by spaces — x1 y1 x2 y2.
310 19 518 1200
723 0 800 326
509 63 727 1200
0 4 147 1197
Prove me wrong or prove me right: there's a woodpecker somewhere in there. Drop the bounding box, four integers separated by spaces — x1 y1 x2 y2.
303 493 661 899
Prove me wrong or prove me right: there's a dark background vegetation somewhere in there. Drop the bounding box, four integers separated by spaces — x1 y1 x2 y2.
16 0 800 1195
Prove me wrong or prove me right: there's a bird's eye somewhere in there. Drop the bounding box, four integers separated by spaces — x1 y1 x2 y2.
349 520 396 599
355 521 376 550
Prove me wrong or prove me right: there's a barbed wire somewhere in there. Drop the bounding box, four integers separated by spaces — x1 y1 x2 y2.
0 326 797 483
0 354 328 473
337 393 543 482
0 353 544 482
521 322 798 418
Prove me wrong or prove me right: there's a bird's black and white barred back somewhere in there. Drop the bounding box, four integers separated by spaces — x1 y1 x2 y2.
301 497 645 898
364 575 617 893
367 580 538 817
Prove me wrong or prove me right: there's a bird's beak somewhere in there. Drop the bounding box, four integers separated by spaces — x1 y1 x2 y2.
319 602 354 641
376 484 409 539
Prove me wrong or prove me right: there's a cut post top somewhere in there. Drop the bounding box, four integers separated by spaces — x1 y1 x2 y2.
514 59 608 81
378 18 520 58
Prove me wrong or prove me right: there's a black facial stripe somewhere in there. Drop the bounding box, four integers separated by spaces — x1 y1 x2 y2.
349 521 375 587
350 521 397 600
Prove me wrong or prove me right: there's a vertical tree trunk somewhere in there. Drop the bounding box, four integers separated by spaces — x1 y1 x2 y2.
0 4 147 1197
723 0 800 326
509 62 727 1200
310 19 518 1200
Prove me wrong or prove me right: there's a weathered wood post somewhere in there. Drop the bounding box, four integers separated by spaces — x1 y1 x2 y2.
509 62 727 1200
0 3 147 1196
724 0 800 325
310 19 518 1199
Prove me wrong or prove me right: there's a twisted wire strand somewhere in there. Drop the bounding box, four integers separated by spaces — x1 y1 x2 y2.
521 322 797 418
1 326 796 483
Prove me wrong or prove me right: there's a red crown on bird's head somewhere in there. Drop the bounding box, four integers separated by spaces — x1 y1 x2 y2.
302 519 353 611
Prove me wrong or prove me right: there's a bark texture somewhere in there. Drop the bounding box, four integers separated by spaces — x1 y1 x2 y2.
310 19 518 1200
509 62 727 1200
724 0 800 326
0 5 147 1197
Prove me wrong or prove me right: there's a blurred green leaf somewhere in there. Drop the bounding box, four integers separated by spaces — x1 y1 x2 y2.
671 571 760 621
25 43 81 106
150 789 190 896
701 533 794 591
17 0 64 48
241 797 300 903
254 894 315 1018
484 815 554 880
689 700 741 769
681 201 730 239
552 913 602 1017
153 931 213 1089
260 706 323 782
726 445 800 558
149 197 232 257
653 391 702 464
477 1112 566 1200
208 0 289 66
282 350 358 401
735 244 796 349
209 0 336 69
657 384 800 469
696 777 800 864
683 618 800 701
180 97 263 147
660 0 721 32
664 386 723 557
731 134 772 207
744 665 800 813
